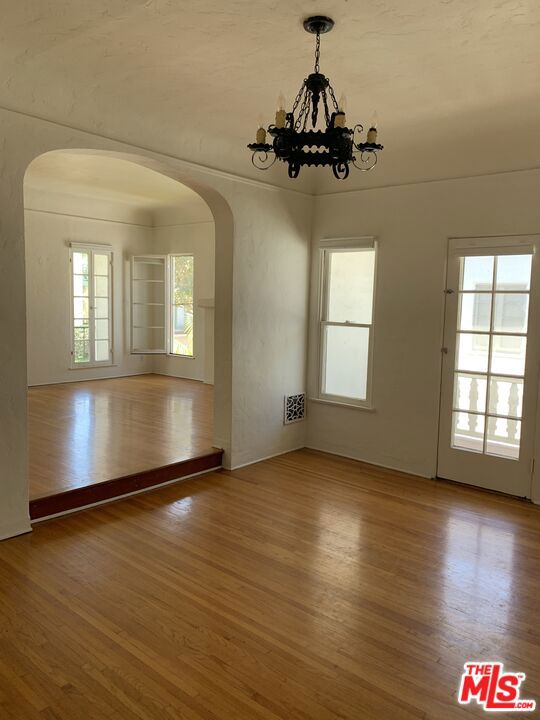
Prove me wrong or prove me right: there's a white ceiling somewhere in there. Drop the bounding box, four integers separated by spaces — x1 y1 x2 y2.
3 1 540 193
25 151 213 219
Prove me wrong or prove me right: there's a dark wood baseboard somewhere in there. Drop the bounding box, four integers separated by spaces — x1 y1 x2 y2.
30 448 223 520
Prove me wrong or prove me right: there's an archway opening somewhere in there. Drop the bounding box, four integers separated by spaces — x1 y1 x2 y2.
24 150 231 517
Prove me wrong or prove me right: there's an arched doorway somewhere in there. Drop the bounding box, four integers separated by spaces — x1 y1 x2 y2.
23 150 233 519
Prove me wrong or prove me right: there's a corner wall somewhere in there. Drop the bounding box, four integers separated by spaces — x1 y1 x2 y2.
308 169 540 482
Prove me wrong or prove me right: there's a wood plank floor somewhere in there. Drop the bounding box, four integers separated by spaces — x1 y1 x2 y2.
1 449 539 719
28 374 214 500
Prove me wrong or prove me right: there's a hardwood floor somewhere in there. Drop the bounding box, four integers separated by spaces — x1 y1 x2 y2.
1 449 539 719
28 374 214 500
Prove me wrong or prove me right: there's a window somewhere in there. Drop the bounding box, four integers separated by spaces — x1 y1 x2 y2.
318 240 377 406
169 254 194 356
451 253 532 459
70 245 113 367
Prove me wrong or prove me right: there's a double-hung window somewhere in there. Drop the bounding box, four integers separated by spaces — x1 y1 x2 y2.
318 238 377 407
70 244 113 367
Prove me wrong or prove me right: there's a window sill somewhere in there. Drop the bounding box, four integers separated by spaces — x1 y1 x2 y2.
167 354 196 360
309 397 375 412
70 363 116 370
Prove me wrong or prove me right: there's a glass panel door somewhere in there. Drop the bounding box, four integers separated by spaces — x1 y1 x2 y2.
71 248 112 366
438 237 540 498
451 254 531 460
72 250 90 364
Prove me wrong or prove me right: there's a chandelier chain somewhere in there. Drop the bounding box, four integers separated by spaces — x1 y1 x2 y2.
314 31 321 73
294 90 309 130
300 91 311 131
327 84 339 112
291 84 305 117
322 89 331 125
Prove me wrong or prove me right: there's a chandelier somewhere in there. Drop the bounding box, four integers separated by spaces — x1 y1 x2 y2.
247 16 383 180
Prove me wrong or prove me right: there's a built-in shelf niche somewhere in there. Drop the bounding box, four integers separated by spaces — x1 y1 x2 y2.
130 256 168 353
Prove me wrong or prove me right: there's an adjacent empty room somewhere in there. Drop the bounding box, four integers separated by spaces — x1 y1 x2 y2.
24 152 220 510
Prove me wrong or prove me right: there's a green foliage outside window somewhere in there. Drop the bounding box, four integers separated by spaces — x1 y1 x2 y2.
73 327 89 363
172 256 194 356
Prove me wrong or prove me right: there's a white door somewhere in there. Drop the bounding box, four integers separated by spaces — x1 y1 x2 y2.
437 236 540 497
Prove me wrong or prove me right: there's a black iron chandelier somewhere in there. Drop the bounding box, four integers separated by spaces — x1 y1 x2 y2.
247 16 383 180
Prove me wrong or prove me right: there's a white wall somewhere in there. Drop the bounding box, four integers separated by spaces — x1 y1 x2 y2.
25 186 154 385
229 185 311 467
308 168 540 499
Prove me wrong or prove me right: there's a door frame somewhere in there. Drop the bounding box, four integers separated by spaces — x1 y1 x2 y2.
436 234 540 499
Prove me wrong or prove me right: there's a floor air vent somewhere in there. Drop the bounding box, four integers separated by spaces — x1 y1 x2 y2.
284 393 306 424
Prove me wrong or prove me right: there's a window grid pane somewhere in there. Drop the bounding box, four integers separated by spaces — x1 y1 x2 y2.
451 255 532 460
327 249 375 324
319 246 376 404
323 325 370 401
72 249 112 365
171 256 194 357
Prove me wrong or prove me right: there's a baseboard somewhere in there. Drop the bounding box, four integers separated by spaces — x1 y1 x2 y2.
304 444 432 479
151 371 205 382
0 516 32 542
230 445 306 471
30 449 223 520
28 371 153 388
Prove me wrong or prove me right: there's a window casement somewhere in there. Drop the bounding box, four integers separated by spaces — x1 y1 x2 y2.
317 238 377 408
70 243 113 368
169 254 194 357
130 254 195 358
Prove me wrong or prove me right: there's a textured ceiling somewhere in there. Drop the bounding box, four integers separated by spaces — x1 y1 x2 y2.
2 1 540 193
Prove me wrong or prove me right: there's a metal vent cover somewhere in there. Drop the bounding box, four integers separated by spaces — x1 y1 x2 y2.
284 393 306 424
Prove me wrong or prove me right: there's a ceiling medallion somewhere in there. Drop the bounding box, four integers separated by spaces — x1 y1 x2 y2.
247 16 383 180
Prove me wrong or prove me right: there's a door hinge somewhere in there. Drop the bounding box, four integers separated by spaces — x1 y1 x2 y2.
441 347 448 354
444 289 454 294
531 458 535 475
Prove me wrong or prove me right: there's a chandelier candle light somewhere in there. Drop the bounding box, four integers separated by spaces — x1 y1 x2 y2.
248 16 383 180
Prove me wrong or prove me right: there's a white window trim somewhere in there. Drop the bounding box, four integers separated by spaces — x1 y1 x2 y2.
168 253 196 359
315 236 378 409
69 243 114 369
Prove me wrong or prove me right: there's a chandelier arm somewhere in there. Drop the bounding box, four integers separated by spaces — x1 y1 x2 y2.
352 151 378 172
352 124 365 148
251 150 277 171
